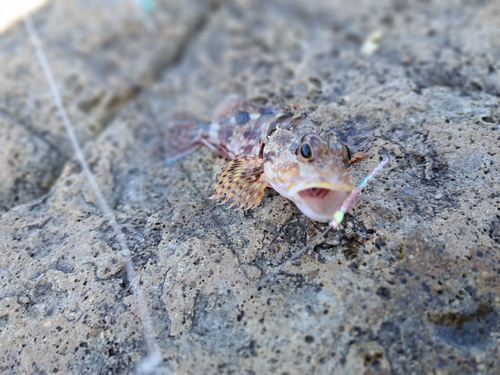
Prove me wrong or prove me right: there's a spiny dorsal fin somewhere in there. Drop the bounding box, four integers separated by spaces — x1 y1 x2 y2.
210 157 267 210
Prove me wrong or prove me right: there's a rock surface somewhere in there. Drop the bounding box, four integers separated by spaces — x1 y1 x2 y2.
0 0 499 374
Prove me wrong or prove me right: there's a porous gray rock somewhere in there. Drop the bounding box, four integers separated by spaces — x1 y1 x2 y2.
0 0 499 374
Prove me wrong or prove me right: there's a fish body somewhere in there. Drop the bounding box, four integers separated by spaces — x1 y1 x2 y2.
165 95 353 222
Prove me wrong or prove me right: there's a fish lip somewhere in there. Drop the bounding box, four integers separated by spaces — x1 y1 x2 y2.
287 180 354 196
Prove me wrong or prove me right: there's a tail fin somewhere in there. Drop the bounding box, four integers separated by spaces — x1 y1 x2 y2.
164 120 208 164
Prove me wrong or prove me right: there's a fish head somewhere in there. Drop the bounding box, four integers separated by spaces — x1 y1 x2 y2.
263 121 352 222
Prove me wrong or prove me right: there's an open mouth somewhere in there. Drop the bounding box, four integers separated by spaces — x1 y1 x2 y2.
290 181 353 196
288 181 353 222
298 187 331 199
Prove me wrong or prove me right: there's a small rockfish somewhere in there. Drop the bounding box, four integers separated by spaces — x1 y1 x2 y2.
165 95 356 222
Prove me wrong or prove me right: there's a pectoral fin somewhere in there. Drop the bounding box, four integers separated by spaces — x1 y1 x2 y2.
210 157 267 210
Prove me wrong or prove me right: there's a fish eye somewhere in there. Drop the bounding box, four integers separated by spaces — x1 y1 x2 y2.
299 142 314 160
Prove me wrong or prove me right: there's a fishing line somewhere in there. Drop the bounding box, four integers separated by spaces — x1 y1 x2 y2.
133 0 158 35
23 15 162 373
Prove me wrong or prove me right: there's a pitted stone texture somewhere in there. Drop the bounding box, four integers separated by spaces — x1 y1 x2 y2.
0 0 210 213
0 0 499 374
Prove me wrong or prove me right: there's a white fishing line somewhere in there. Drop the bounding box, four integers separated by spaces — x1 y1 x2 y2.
132 0 158 35
23 15 162 373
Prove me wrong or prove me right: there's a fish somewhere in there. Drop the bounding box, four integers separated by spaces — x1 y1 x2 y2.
164 95 358 222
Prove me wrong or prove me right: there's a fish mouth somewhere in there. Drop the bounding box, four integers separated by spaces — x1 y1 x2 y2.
287 180 354 222
288 181 353 195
